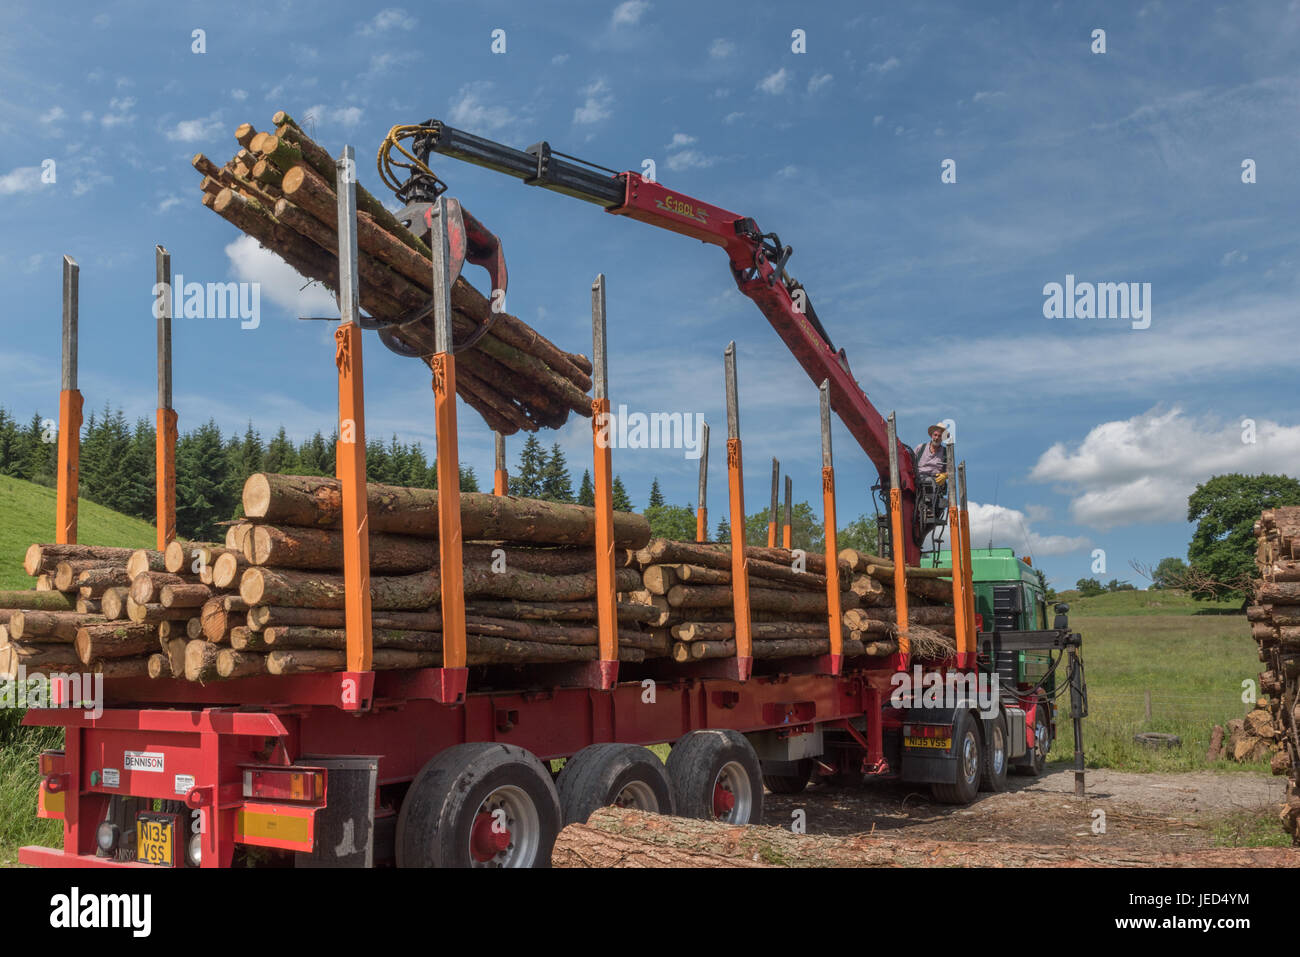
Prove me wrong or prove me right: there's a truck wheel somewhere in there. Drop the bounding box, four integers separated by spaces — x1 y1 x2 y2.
667 730 764 825
396 743 561 868
980 715 1009 792
555 743 673 824
1014 704 1051 777
763 759 813 794
929 711 981 805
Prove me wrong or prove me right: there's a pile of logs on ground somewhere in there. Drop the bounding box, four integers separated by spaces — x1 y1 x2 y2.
551 808 1300 868
1247 506 1300 840
192 111 592 435
1 473 958 683
1207 700 1282 764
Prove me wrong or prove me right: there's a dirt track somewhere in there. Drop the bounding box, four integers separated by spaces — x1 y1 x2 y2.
761 765 1289 854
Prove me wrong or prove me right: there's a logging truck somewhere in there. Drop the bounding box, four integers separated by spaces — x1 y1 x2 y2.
15 118 1086 868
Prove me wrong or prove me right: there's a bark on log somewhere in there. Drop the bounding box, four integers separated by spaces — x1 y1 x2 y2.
125 550 168 579
0 590 76 611
184 640 220 681
129 572 187 606
76 566 132 596
242 474 650 546
160 584 214 609
126 599 192 623
634 539 834 576
10 611 103 642
24 544 140 577
665 584 828 614
94 658 152 679
216 649 267 678
76 623 159 663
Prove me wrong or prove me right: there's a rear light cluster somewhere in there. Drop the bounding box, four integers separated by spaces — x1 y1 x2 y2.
242 767 325 804
903 724 951 738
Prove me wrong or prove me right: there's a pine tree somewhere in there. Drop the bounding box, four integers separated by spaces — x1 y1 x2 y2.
0 408 20 475
577 469 595 507
176 419 234 540
511 434 545 497
264 426 300 475
611 475 632 512
540 443 574 502
20 412 56 485
715 517 730 543
648 477 665 508
122 418 156 521
460 465 479 492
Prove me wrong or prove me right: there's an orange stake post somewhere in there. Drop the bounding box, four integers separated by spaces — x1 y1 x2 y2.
334 146 373 676
427 195 467 701
589 274 618 689
767 457 779 548
958 463 977 662
695 421 709 542
782 475 792 550
818 382 842 675
945 442 971 668
724 342 752 680
56 255 81 545
886 413 910 670
155 245 177 551
493 431 508 496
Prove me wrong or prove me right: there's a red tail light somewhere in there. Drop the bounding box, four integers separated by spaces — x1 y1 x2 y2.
242 767 326 804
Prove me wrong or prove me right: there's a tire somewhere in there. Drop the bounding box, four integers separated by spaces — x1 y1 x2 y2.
980 714 1009 792
929 711 982 805
555 743 673 824
1014 702 1052 777
666 729 764 825
762 759 813 795
396 743 561 868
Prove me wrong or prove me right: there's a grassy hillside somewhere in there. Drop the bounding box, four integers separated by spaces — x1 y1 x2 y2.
0 475 157 589
1055 588 1240 617
1048 611 1264 772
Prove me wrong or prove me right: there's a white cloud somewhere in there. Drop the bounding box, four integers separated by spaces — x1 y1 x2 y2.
40 107 65 125
225 235 338 316
776 164 798 177
1028 406 1300 529
156 195 183 214
165 113 223 143
551 53 569 65
231 89 248 101
873 115 884 126
868 57 900 73
665 149 716 172
101 96 136 128
302 104 366 131
757 68 789 95
709 38 735 58
807 72 832 93
1221 249 1247 266
573 78 613 125
965 503 1091 557
723 111 744 124
360 8 414 35
612 1 649 27
972 90 1005 103
447 83 517 133
0 166 45 195
667 132 695 148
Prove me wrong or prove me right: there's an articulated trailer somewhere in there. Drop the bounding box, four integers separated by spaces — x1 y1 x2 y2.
18 121 1086 868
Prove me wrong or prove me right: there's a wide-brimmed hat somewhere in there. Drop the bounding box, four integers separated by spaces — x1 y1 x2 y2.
927 423 945 438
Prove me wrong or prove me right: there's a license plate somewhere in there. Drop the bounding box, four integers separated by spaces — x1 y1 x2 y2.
136 813 177 866
905 736 952 750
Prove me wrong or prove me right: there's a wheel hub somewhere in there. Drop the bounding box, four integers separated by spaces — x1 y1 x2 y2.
712 783 736 816
470 811 511 862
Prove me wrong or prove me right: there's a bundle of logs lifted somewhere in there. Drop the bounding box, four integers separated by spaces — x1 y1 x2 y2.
1246 506 1300 839
191 111 593 435
0 475 960 682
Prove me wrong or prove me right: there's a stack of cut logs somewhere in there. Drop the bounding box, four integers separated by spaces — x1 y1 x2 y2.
1247 506 1300 840
630 541 956 663
192 111 593 435
0 473 957 683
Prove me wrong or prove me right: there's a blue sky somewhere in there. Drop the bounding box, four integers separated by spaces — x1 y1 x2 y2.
2 0 1297 587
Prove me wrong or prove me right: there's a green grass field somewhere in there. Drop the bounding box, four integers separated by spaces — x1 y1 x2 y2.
1048 591 1265 772
1 475 156 862
0 474 157 589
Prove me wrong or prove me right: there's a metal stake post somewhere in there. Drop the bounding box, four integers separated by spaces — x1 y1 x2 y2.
493 432 508 495
819 381 842 675
946 441 971 669
887 413 910 670
155 246 177 551
56 256 82 544
589 273 618 689
724 342 753 681
695 422 709 542
767 458 780 548
783 475 792 550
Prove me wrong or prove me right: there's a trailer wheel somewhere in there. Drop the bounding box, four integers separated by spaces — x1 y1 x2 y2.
555 743 674 824
667 730 764 825
980 714 1009 792
395 743 561 868
762 759 813 794
929 711 981 805
1014 702 1051 777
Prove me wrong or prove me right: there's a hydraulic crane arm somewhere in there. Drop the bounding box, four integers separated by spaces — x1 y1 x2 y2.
381 121 922 562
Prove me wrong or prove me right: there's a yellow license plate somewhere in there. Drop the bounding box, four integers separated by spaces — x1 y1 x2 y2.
137 815 176 866
905 736 952 750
